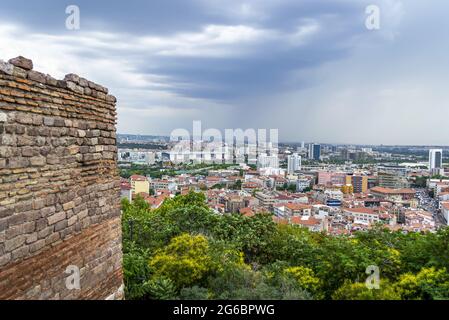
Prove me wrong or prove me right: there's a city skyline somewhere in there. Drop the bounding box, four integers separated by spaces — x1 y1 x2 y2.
118 132 449 148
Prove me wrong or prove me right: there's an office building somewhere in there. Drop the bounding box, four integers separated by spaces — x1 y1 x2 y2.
309 144 321 161
429 149 443 170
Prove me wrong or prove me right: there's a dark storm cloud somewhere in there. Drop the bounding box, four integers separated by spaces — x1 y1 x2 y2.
7 0 445 145
0 0 371 103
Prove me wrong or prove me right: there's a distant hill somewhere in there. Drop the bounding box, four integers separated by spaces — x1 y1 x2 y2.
118 133 170 143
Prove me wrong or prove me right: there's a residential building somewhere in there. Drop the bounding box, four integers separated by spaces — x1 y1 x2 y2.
296 178 312 192
346 175 368 193
120 181 132 202
441 202 449 226
378 171 410 189
130 175 150 196
258 153 279 169
150 179 170 191
291 216 323 232
284 203 312 216
344 207 380 225
255 191 277 210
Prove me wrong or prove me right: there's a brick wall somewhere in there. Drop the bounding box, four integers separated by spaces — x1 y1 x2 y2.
0 56 123 300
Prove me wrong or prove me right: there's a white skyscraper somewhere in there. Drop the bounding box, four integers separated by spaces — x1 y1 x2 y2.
258 153 279 169
287 153 302 174
429 149 443 170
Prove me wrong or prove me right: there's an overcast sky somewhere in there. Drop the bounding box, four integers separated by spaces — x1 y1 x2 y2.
0 0 448 145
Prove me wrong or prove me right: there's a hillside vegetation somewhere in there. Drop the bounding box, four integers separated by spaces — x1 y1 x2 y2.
122 192 449 300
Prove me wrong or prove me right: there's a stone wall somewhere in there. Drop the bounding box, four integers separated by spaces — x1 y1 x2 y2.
0 56 123 300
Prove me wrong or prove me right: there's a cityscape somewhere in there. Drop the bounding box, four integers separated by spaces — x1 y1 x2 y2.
1 0 449 310
119 134 449 235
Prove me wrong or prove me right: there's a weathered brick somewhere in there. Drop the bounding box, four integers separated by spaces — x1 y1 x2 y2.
0 218 7 232
47 212 66 225
62 201 75 211
5 235 26 252
38 226 53 239
0 60 14 75
28 70 46 83
43 117 54 126
29 239 45 253
11 245 30 260
0 253 11 267
29 156 46 167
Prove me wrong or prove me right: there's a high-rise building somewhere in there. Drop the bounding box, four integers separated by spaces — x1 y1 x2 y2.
257 153 279 169
346 175 368 193
287 153 302 174
429 149 443 170
378 171 409 189
309 144 321 161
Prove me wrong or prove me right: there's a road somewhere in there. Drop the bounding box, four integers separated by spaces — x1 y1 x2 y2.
416 189 447 227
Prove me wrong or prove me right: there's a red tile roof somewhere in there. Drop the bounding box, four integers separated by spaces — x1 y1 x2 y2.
370 187 415 194
130 175 147 181
291 216 321 226
239 207 255 217
344 207 376 214
285 203 312 211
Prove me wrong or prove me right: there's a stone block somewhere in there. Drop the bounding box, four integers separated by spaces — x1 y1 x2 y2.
0 60 14 75
47 212 66 225
28 70 46 83
8 56 33 70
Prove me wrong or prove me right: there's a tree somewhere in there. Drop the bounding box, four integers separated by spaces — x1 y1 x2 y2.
211 213 277 264
122 243 152 300
149 234 213 289
232 179 242 190
145 276 177 300
332 280 401 300
394 267 449 300
208 266 310 300
121 192 449 301
179 286 210 300
284 266 322 297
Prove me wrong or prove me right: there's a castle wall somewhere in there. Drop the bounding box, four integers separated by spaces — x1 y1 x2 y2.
0 56 123 300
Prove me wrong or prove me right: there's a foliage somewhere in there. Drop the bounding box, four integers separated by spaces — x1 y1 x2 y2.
284 266 322 296
332 280 401 300
207 266 310 300
179 286 210 300
149 234 213 289
122 242 152 300
122 193 449 300
145 276 178 300
395 267 449 300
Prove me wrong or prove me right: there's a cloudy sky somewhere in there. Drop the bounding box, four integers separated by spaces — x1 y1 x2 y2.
1 0 448 145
